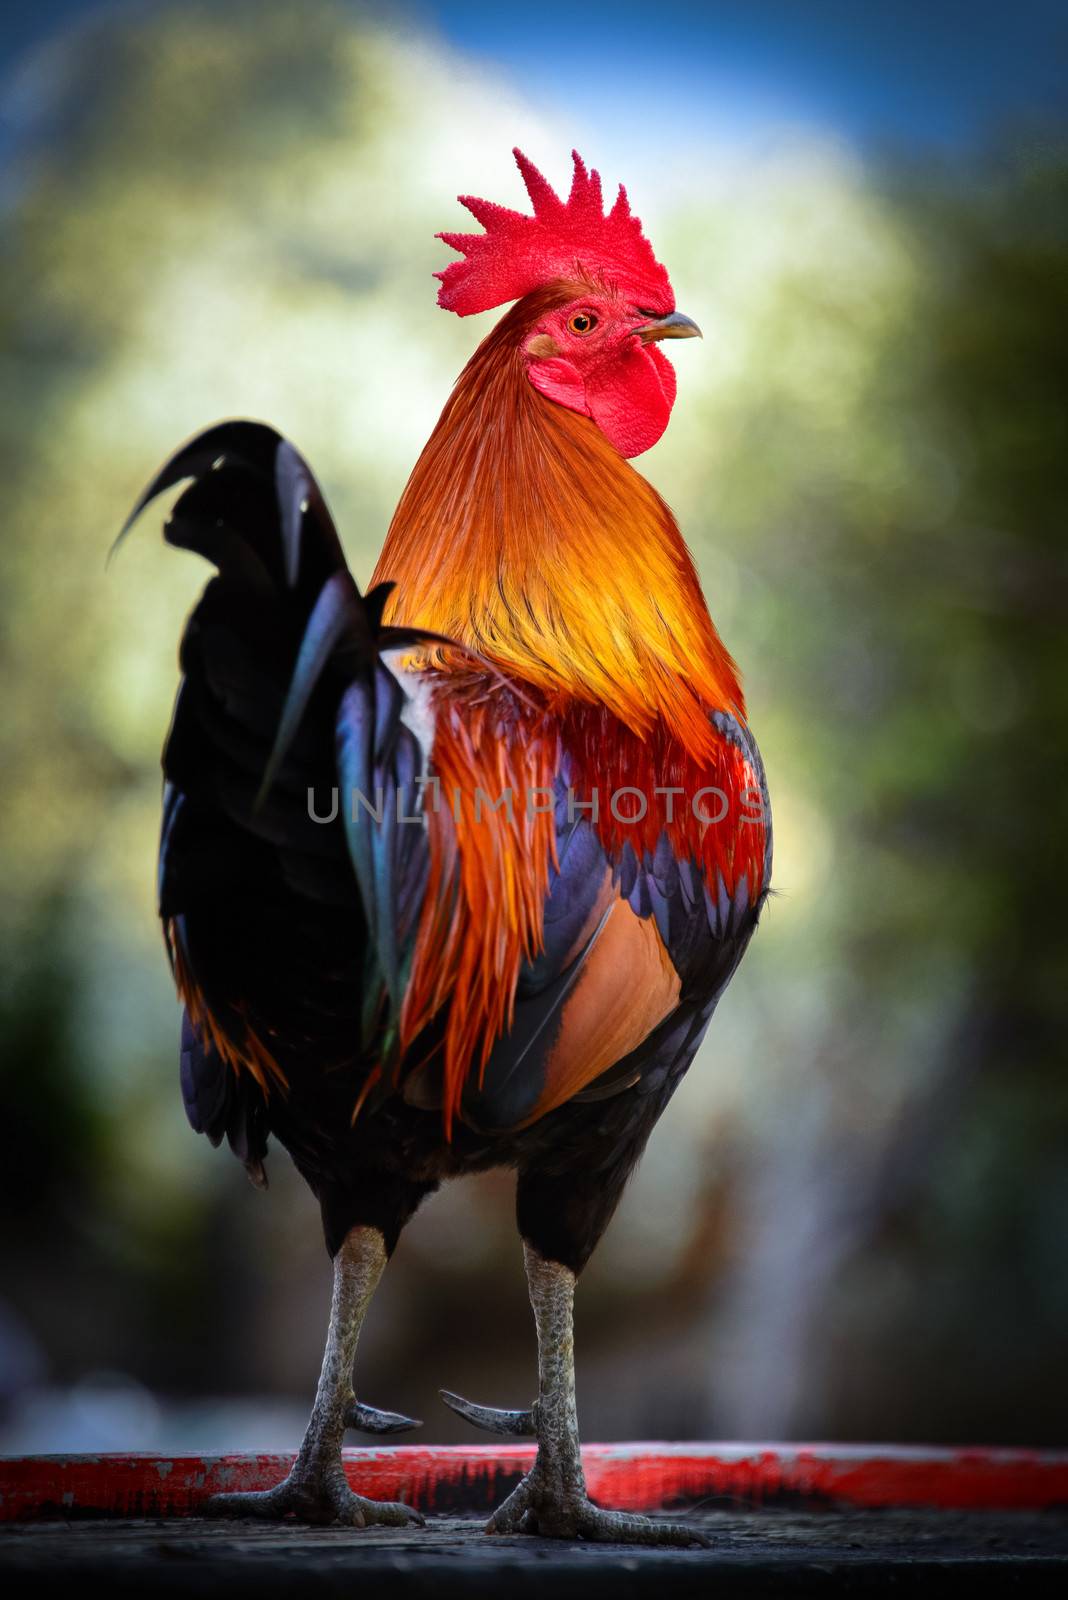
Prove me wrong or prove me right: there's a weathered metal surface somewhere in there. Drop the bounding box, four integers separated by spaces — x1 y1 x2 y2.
2 1443 1067 1522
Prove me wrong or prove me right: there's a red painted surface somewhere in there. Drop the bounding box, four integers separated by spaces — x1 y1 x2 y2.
1 1444 1066 1522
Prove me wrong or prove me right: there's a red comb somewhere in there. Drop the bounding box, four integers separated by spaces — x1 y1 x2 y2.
435 148 674 317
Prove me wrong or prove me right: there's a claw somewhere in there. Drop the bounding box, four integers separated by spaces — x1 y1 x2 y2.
345 1399 423 1434
440 1388 535 1436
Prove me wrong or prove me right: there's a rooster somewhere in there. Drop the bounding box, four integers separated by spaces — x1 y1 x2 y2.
125 149 770 1543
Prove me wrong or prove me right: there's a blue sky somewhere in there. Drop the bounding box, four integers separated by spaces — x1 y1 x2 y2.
420 0 1066 149
1 0 1065 152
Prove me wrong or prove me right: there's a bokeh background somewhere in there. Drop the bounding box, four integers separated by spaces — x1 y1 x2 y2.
2 0 1066 1454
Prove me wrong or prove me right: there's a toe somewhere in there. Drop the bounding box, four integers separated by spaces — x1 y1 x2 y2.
357 1497 425 1528
203 1488 291 1521
579 1507 711 1547
485 1479 532 1535
328 1495 368 1529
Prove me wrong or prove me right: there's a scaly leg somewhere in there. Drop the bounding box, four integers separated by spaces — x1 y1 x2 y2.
205 1224 423 1526
485 1243 708 1546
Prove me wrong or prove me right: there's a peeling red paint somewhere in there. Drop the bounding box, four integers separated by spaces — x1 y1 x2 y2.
1 1444 1065 1522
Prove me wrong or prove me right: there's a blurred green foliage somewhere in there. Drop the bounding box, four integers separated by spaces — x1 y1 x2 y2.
1 0 1065 1446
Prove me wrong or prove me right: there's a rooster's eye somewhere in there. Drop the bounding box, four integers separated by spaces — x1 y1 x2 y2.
567 311 598 336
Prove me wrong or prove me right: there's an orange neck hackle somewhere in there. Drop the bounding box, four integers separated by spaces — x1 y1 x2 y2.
372 283 744 758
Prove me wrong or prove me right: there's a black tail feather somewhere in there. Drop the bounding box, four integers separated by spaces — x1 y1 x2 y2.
117 419 347 601
131 420 447 1171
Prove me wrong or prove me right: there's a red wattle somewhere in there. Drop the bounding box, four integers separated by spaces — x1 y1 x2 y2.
582 343 676 459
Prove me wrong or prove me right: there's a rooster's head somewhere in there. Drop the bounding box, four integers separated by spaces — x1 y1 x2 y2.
435 148 700 459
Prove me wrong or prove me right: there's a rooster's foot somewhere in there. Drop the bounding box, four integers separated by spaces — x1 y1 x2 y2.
205 1460 424 1527
487 1470 710 1547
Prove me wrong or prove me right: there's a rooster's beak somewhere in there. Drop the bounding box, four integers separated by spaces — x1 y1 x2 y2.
633 311 702 344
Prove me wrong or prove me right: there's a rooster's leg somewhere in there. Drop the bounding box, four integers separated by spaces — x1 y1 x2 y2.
485 1242 708 1547
205 1224 423 1526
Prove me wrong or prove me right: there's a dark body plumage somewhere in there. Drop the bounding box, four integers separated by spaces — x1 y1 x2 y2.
146 423 770 1273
